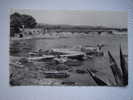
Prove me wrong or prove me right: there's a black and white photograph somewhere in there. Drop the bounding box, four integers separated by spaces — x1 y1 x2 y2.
9 9 128 86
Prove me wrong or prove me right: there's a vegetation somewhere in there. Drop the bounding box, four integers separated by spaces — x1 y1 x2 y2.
10 12 37 37
36 23 127 33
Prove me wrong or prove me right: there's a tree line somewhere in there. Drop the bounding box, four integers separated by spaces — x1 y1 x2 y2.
10 12 37 37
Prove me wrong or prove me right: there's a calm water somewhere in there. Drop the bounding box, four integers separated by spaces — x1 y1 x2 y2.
35 34 127 53
10 33 128 57
10 33 128 85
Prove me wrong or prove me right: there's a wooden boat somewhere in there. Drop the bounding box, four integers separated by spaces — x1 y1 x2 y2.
81 45 104 56
27 47 90 62
64 59 82 66
51 48 85 60
52 48 84 54
44 71 69 78
76 69 87 74
28 55 55 61
61 81 75 85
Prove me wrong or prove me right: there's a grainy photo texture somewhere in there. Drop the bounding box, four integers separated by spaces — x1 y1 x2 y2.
9 9 128 86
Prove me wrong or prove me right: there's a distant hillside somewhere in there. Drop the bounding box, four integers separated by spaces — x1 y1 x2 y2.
36 23 127 33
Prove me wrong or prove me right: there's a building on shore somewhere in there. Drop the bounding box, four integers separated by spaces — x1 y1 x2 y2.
23 28 44 36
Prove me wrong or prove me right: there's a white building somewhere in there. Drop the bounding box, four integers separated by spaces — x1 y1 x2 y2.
22 28 44 37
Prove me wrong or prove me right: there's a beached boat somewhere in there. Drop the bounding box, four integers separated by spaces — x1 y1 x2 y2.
61 81 76 85
81 45 104 56
28 55 55 61
44 71 70 78
27 46 100 62
51 48 86 60
28 50 85 62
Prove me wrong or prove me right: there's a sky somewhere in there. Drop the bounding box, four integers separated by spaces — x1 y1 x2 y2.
10 9 128 28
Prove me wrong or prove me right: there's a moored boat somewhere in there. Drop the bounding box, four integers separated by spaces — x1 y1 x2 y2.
28 55 55 61
44 71 70 78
